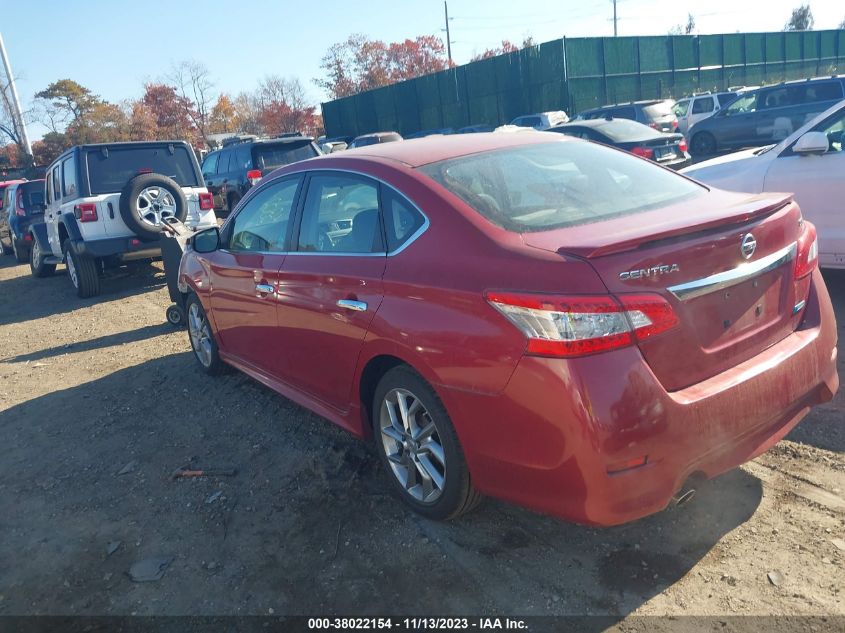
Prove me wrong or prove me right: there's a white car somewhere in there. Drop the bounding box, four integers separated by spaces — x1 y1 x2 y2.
510 111 569 130
682 99 845 268
673 92 742 136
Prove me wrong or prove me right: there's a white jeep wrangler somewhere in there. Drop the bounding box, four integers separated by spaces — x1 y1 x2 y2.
30 141 217 297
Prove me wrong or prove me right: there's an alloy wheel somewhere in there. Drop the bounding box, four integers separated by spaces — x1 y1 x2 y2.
188 302 213 367
137 186 177 227
379 388 446 503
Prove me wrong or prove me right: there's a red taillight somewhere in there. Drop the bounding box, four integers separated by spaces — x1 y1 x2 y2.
649 122 659 129
485 291 678 358
198 192 214 210
15 190 25 216
246 169 262 185
631 146 654 159
74 203 98 222
24 233 32 242
137 168 153 174
678 138 688 153
794 221 819 279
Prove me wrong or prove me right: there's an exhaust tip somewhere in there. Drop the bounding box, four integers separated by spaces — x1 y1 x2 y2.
672 488 696 507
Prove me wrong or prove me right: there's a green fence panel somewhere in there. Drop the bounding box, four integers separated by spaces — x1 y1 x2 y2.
638 36 671 72
465 57 498 97
355 90 378 134
414 73 441 111
564 38 603 78
671 36 697 70
393 80 420 134
603 37 639 75
468 95 499 126
321 30 845 137
699 35 723 69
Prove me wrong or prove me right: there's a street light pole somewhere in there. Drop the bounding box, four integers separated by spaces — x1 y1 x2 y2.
0 31 32 158
613 0 618 37
444 1 453 64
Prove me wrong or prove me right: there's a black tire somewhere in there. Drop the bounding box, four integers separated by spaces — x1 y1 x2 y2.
119 173 188 241
227 192 241 214
166 303 185 327
372 365 482 520
12 238 27 263
185 294 228 375
64 239 100 298
690 131 717 157
29 236 56 278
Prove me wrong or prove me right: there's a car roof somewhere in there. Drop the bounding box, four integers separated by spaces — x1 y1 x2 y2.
337 130 571 167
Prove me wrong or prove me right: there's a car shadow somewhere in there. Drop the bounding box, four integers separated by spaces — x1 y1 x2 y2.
785 269 845 453
0 259 166 327
0 352 762 619
1 323 172 364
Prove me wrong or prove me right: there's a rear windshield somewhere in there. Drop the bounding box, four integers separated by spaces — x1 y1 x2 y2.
591 119 656 141
253 141 318 170
19 181 45 212
643 101 675 118
418 140 704 233
86 145 199 194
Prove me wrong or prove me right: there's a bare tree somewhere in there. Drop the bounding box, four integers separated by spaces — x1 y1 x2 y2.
169 60 215 147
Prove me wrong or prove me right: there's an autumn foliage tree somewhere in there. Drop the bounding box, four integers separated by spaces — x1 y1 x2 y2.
316 34 450 98
470 37 535 62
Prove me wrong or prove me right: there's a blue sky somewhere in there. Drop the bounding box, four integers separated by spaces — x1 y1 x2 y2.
3 0 844 139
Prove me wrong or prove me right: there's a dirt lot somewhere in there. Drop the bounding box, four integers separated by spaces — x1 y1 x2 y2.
0 256 842 624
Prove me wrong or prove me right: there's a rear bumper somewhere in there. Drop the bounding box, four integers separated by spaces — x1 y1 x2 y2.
442 268 838 526
72 237 160 262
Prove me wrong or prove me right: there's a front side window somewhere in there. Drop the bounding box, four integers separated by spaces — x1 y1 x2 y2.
228 177 300 252
419 140 705 233
298 174 383 254
62 157 77 197
612 107 636 120
202 153 219 177
724 93 758 116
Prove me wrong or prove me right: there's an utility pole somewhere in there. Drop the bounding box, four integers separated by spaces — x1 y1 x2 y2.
612 0 618 37
0 32 32 159
444 1 453 64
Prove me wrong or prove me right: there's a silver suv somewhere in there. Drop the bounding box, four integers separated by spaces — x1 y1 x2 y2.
30 141 217 297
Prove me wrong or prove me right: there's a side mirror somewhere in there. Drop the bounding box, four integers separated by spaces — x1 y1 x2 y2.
793 131 829 155
192 227 220 253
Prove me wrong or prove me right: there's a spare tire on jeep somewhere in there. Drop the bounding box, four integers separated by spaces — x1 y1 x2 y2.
119 173 188 241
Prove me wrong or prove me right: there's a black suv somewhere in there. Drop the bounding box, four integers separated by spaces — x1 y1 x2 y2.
201 134 320 215
576 100 678 133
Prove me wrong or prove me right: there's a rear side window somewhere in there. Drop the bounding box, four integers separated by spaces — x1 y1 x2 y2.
20 182 45 212
805 81 843 103
611 107 636 120
62 158 77 197
419 140 705 233
382 187 425 252
253 141 318 171
298 174 383 253
86 145 200 195
692 98 715 114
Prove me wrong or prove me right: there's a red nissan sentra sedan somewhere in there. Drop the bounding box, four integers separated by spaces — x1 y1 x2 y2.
178 131 838 526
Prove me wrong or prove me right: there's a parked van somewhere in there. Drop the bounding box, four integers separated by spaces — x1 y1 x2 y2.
687 76 845 156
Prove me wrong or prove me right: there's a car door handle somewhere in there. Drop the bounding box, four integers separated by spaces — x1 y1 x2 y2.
255 283 275 295
337 299 368 312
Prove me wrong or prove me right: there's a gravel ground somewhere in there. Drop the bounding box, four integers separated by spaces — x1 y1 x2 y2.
0 256 842 624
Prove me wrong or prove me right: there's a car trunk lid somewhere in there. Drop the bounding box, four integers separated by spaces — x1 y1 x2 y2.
522 190 807 391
